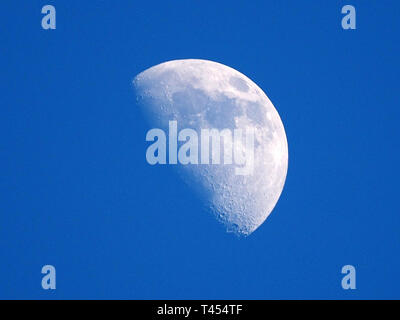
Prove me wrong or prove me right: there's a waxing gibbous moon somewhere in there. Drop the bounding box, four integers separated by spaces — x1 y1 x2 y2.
133 59 288 236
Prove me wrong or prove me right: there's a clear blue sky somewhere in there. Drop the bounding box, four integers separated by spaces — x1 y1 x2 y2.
1 0 399 299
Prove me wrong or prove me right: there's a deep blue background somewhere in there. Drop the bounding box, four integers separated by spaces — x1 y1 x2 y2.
1 0 399 299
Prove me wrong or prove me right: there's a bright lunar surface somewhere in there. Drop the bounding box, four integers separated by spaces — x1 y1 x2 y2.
133 59 288 236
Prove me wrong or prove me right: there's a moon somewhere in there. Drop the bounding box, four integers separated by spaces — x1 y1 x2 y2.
133 59 288 236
